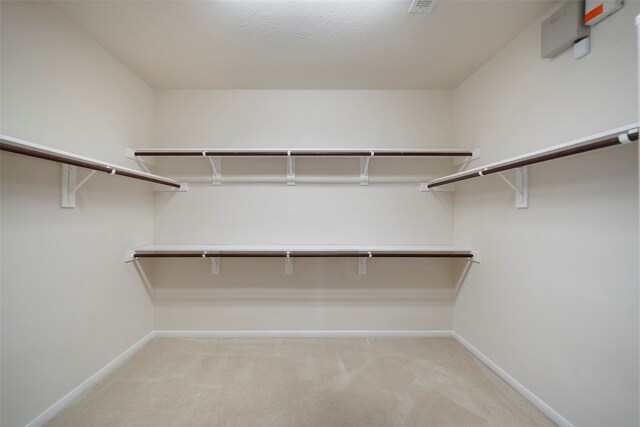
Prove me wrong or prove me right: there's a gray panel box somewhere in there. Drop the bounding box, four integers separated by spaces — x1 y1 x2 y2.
541 1 590 58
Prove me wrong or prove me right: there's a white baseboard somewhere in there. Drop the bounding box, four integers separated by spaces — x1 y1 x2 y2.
26 331 155 427
152 288 454 301
452 332 573 427
154 330 454 338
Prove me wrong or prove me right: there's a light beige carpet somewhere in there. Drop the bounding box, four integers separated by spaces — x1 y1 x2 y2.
47 337 554 426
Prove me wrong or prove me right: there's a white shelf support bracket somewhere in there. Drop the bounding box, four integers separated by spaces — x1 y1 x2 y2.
287 152 295 186
211 257 220 275
496 167 528 209
125 147 154 173
205 154 221 186
419 182 455 192
124 250 136 263
471 250 481 263
153 182 189 192
61 165 99 208
285 252 294 274
515 167 528 209
360 152 373 186
454 148 481 166
61 165 76 208
358 252 372 274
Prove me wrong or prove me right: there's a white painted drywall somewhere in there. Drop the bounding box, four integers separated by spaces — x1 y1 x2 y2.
0 2 155 426
51 0 554 90
4 1 636 425
453 3 639 426
152 90 462 331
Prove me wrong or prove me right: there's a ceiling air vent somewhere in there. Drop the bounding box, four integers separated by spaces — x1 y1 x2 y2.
408 0 438 14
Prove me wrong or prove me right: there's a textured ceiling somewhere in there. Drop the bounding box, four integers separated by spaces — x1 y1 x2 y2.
53 0 555 90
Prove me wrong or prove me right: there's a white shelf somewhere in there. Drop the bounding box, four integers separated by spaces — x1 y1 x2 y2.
129 245 479 274
128 147 480 187
131 244 477 259
131 148 478 158
1 134 183 189
424 124 638 189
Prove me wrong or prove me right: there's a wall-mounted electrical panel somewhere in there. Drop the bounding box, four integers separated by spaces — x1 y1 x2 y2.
585 0 623 26
541 1 590 59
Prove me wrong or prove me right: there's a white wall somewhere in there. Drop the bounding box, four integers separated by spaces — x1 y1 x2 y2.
4 1 637 425
0 2 155 426
453 3 639 426
152 90 461 331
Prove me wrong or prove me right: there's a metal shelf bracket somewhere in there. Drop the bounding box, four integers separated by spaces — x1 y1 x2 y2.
204 153 222 185
360 152 374 186
453 148 481 166
287 152 295 186
125 147 155 174
496 167 528 209
285 252 294 274
124 249 136 263
358 251 372 274
61 165 102 208
153 182 189 192
419 182 455 192
211 257 220 274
